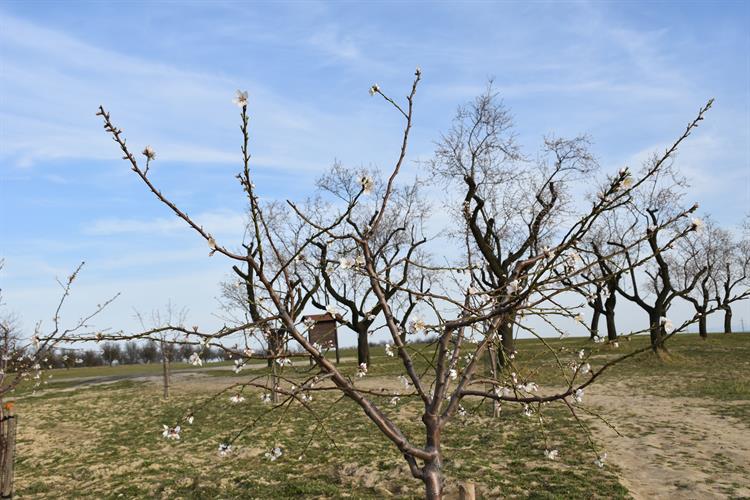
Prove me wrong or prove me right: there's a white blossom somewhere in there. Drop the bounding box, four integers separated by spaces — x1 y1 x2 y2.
187 415 194 425
574 388 584 404
506 280 519 294
142 145 156 161
691 217 704 232
384 344 395 357
360 176 374 195
276 357 292 367
325 304 339 316
457 405 467 417
189 353 203 367
233 359 245 374
449 368 458 381
660 317 675 334
162 425 181 440
265 446 283 461
594 452 607 468
31 335 40 350
260 393 272 404
522 405 533 417
593 335 605 344
339 256 355 270
230 394 246 404
579 362 591 375
233 90 248 107
368 84 380 96
409 318 427 334
398 375 411 389
357 362 368 378
218 443 232 457
574 313 585 324
390 396 400 406
544 449 559 460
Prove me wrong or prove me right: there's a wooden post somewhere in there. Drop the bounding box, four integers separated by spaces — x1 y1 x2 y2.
0 415 17 498
458 481 475 500
161 339 170 400
334 329 340 364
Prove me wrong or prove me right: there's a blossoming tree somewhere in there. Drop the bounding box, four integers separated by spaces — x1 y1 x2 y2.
76 71 720 498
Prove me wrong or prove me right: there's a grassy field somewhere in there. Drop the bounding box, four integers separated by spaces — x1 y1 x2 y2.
11 333 750 499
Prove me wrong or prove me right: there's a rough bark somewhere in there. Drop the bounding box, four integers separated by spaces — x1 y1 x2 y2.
698 312 708 338
604 291 618 341
357 325 371 366
723 306 733 333
648 309 667 355
590 307 601 339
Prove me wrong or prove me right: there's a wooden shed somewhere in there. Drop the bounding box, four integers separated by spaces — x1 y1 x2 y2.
302 312 340 364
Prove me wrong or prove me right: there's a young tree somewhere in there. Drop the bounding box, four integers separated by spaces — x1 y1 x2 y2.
86 73 715 498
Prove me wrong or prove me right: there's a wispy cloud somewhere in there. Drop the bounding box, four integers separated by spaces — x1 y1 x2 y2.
83 209 246 237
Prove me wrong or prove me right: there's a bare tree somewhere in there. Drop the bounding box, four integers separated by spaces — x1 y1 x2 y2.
596 127 711 356
81 73 718 499
135 303 187 399
305 162 432 366
710 220 750 332
100 342 121 366
673 215 724 337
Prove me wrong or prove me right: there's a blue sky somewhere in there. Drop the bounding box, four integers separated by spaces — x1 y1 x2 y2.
1 0 749 341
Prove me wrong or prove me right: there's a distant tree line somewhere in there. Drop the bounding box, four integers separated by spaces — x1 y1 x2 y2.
20 341 230 369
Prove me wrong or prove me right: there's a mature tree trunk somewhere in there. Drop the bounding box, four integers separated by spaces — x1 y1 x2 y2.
357 325 370 366
698 311 708 338
604 292 618 341
723 306 733 333
648 309 668 356
590 307 601 339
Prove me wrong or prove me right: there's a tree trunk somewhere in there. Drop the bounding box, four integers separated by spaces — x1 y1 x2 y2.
357 326 370 367
698 311 708 338
648 309 667 356
590 307 601 339
420 414 443 500
496 314 515 368
604 292 617 341
724 306 733 333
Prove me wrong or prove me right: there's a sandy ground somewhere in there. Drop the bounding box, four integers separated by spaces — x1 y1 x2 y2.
586 380 750 500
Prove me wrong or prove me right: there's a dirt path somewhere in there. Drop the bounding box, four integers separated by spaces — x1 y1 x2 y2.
587 381 750 499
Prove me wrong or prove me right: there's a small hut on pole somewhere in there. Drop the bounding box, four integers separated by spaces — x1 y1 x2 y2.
302 313 340 364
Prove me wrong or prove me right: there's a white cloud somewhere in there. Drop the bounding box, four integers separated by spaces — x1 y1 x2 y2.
83 209 247 237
